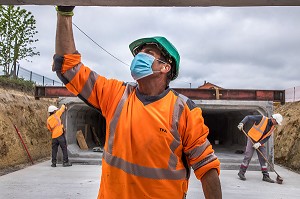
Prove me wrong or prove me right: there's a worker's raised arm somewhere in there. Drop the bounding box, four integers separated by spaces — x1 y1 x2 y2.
53 6 125 116
55 6 76 56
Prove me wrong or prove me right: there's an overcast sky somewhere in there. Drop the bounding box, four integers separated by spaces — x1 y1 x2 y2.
18 5 300 90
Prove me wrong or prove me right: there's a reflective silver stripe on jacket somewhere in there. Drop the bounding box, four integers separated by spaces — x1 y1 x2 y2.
80 71 98 100
54 114 61 126
63 63 82 81
191 152 218 171
107 82 136 154
185 139 211 159
252 116 267 134
104 85 187 180
63 63 99 100
103 150 187 180
168 94 187 169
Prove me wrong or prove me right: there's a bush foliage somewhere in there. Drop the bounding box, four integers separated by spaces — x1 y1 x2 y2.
0 76 35 93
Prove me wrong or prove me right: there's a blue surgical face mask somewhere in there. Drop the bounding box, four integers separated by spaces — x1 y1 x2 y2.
130 52 157 81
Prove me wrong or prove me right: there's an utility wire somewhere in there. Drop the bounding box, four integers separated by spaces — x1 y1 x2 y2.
72 22 130 67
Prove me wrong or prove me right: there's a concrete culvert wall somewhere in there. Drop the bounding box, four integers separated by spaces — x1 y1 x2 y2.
58 98 106 165
59 97 275 171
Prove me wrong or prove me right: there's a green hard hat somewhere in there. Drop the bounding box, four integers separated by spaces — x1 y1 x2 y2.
129 36 180 80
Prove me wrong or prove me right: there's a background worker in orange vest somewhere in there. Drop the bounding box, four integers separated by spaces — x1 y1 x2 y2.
237 113 283 183
47 104 72 167
53 6 221 198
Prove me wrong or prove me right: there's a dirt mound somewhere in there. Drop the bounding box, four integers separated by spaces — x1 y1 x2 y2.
274 102 300 173
0 87 57 175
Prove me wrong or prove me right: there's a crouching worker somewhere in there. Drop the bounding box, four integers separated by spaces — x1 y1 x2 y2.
237 113 283 183
47 104 72 167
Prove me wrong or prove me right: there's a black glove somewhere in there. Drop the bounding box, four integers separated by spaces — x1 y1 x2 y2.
56 6 75 16
57 6 75 12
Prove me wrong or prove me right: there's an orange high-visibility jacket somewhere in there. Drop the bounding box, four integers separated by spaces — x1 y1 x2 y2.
47 105 65 138
247 116 275 142
53 53 220 199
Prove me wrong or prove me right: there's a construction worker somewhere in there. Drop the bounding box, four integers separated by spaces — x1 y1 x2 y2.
47 104 72 167
53 6 221 199
237 113 283 183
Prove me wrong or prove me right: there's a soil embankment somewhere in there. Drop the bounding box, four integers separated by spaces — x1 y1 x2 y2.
0 87 57 175
274 101 300 173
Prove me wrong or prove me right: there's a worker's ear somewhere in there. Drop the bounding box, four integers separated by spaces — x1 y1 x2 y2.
161 64 171 73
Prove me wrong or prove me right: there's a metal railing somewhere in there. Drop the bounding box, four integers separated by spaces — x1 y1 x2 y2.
16 66 63 86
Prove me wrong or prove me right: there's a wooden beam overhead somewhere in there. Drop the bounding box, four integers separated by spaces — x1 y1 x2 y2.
1 0 300 7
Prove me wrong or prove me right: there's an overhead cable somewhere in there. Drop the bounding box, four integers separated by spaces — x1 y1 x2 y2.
72 22 130 67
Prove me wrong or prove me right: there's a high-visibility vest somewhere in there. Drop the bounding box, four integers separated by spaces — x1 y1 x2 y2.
53 53 220 199
47 105 65 138
248 116 275 142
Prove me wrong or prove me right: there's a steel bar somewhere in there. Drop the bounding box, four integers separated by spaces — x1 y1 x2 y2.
34 86 285 104
1 0 300 7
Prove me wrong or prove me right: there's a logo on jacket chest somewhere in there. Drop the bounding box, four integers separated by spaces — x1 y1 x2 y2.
159 128 167 133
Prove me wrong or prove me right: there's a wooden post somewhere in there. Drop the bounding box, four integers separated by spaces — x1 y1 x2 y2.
76 130 88 150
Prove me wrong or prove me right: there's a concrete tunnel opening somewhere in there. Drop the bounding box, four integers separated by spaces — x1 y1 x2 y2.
58 98 106 164
58 97 274 170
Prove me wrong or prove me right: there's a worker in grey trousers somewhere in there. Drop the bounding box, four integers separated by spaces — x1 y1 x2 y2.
237 114 283 183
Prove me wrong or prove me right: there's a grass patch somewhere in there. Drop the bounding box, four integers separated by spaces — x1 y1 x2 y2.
0 76 35 94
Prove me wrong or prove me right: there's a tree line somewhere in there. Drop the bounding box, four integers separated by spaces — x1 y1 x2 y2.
0 5 39 78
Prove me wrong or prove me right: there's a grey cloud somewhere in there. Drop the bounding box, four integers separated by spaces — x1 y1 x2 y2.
17 6 300 90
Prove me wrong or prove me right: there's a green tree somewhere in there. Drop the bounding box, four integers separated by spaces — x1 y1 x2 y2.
0 5 40 77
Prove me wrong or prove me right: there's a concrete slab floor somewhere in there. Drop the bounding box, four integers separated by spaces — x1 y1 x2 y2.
0 161 300 199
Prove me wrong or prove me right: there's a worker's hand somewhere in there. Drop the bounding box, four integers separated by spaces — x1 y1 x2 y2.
237 123 244 131
56 6 75 16
253 142 261 149
63 104 67 110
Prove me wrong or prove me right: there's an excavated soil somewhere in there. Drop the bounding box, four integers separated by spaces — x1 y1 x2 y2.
0 87 299 175
274 102 300 173
0 87 57 176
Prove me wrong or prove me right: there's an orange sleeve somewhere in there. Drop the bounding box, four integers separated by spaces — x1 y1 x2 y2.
54 53 125 117
55 105 65 118
179 103 220 180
